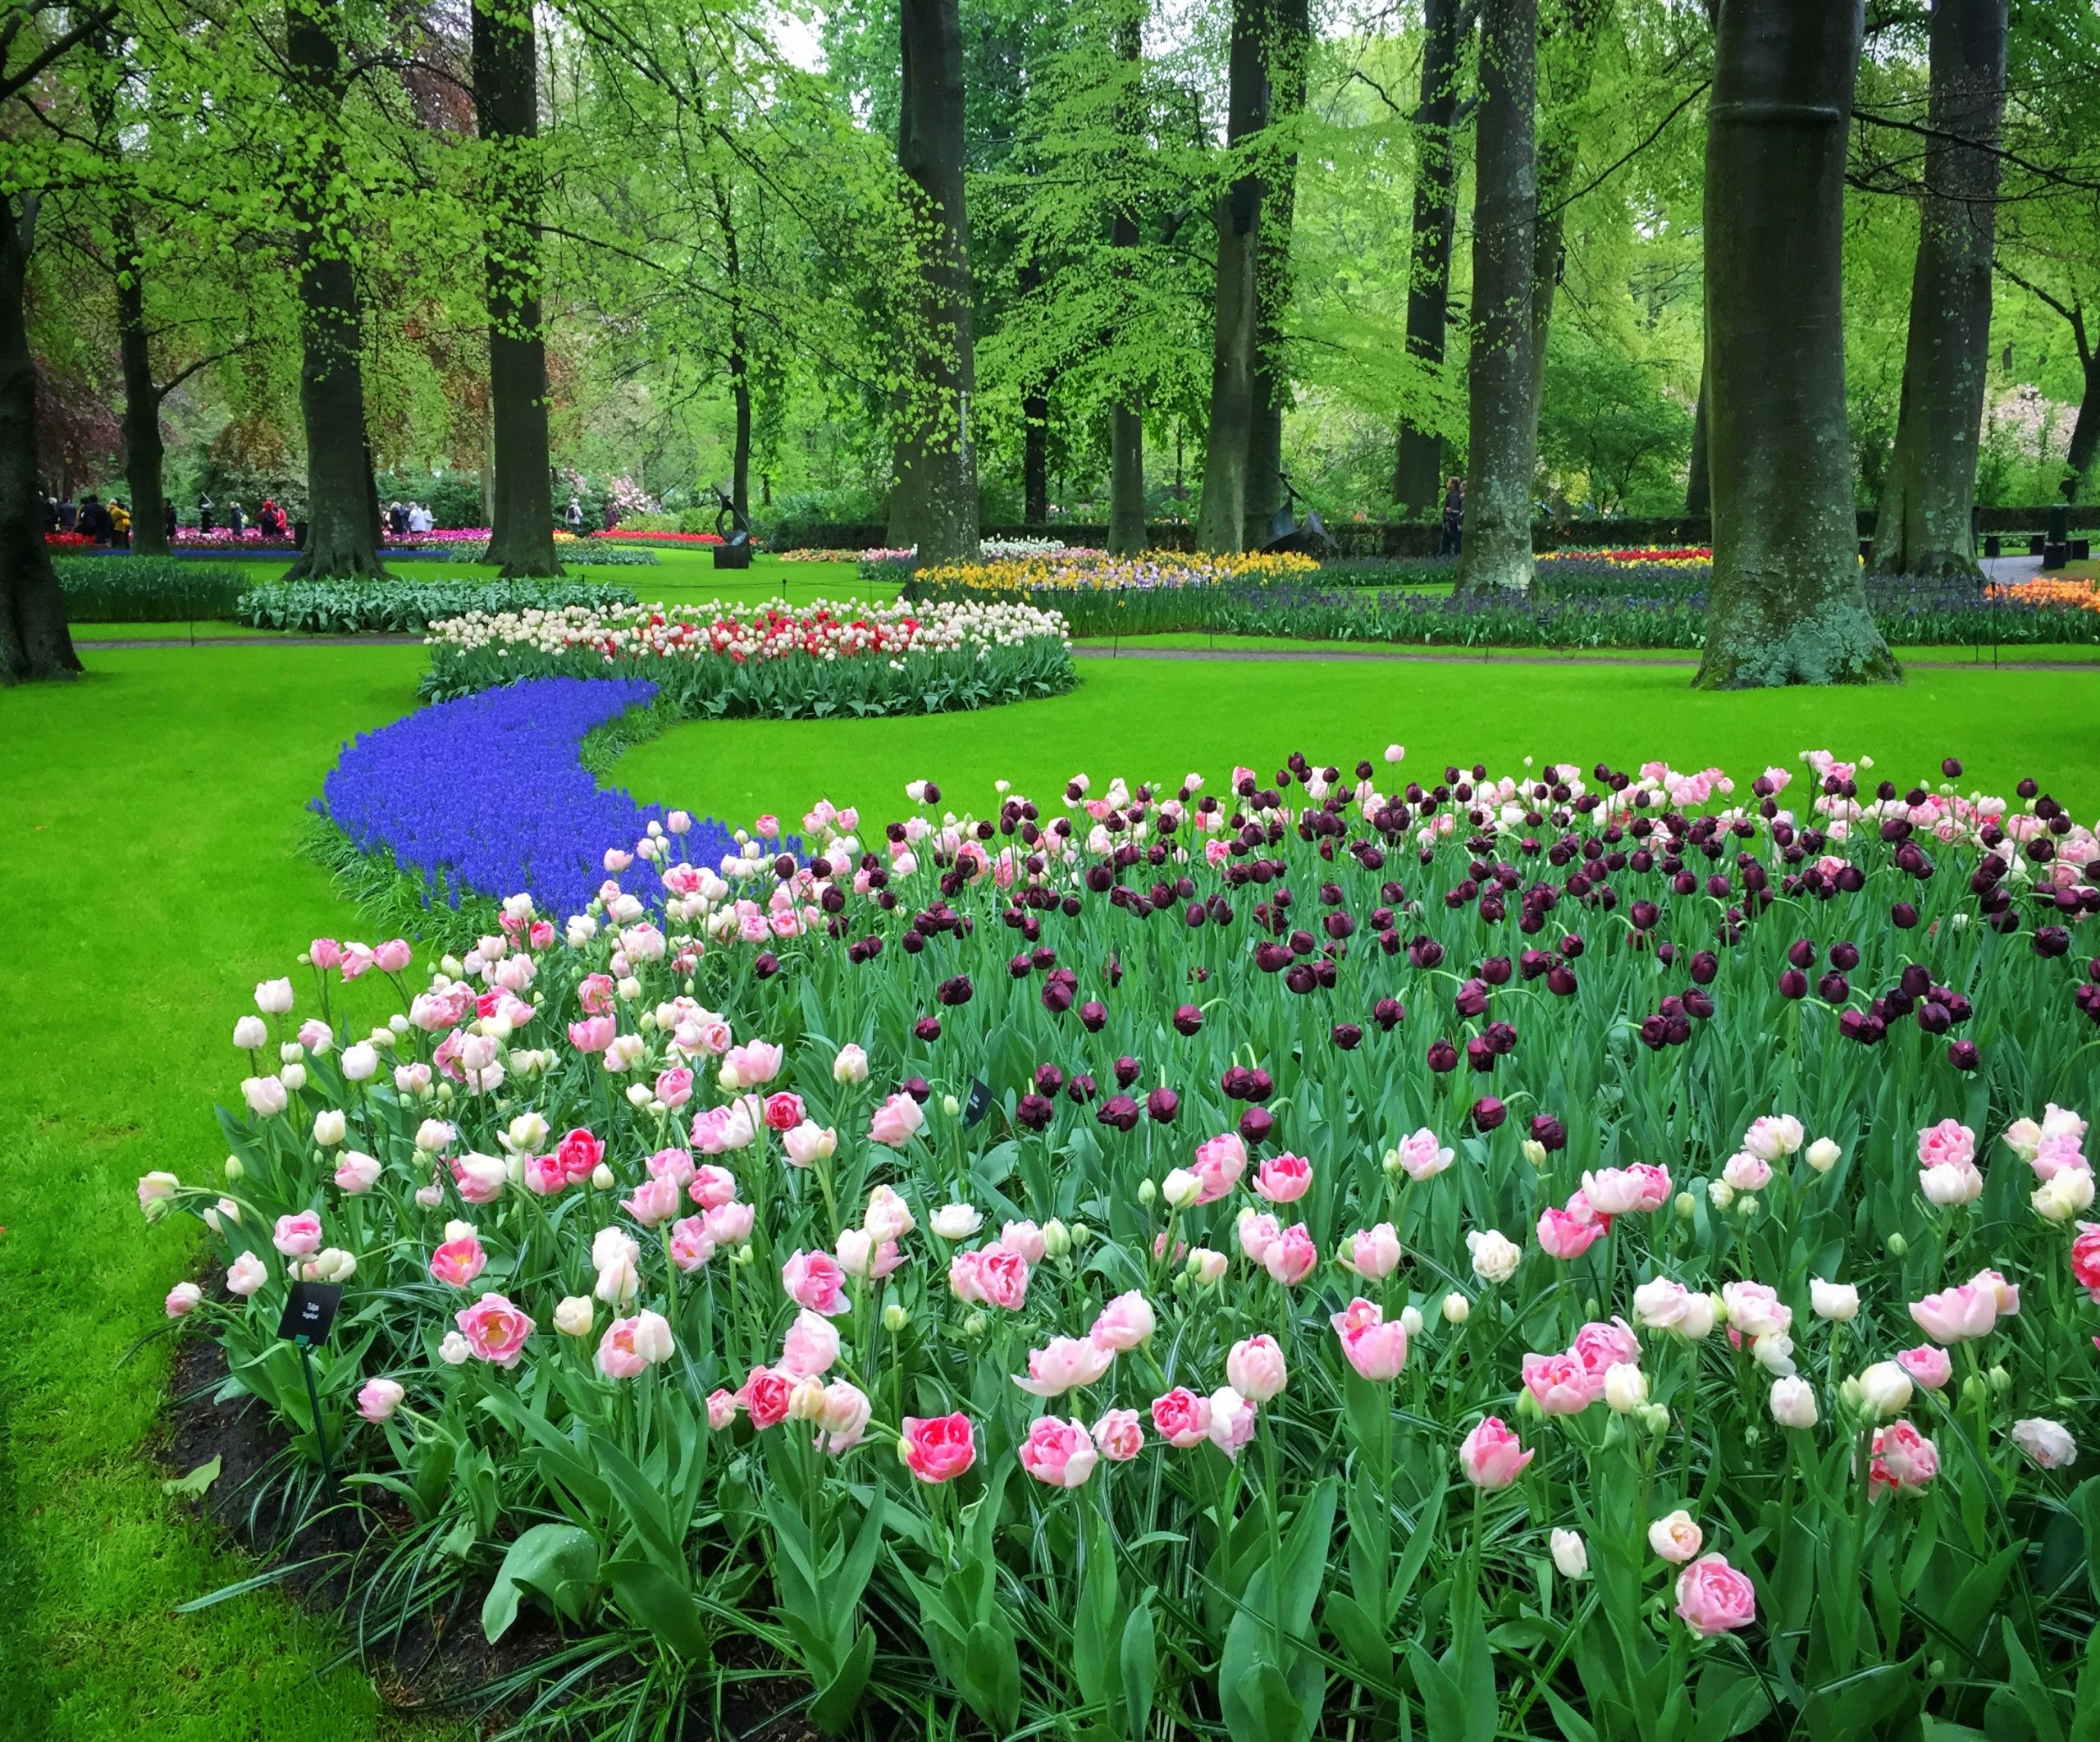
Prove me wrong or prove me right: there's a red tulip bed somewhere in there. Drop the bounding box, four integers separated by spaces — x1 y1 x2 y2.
139 743 2100 1739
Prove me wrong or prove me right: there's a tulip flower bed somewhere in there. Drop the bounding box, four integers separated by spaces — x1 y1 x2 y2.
239 579 641 635
418 598 1077 716
57 555 253 621
906 548 1322 594
1541 546 1714 568
147 740 2100 1740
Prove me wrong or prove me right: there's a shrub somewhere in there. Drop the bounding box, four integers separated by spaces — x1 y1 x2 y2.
238 579 641 635
57 556 252 621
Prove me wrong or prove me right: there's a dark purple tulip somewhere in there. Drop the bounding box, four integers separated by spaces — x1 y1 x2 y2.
1035 1063 1065 1095
913 1017 942 1042
1838 1009 1886 1045
1471 1096 1507 1132
1427 1038 1459 1073
1829 941 1860 970
1066 1073 1098 1103
1466 1036 1495 1072
1372 997 1404 1031
1097 1095 1141 1132
1638 1015 1670 1050
752 952 781 979
1818 972 1849 1002
1173 1003 1204 1036
1332 1023 1363 1050
1016 1093 1055 1132
1631 900 1659 931
1114 1055 1142 1088
1778 969 1808 1000
1681 986 1715 1021
1917 1001 1951 1034
1454 978 1489 1017
1146 1086 1180 1122
1079 1000 1108 1032
1530 1113 1567 1150
1481 955 1513 985
1891 902 1919 929
937 975 974 1007
1787 938 1816 970
1238 1105 1275 1145
1947 1039 1980 1069
2035 926 2071 958
1545 965 1577 997
902 1077 933 1103
1942 757 1963 777
1408 936 1445 969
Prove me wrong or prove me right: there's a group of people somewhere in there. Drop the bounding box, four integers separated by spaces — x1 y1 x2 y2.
196 496 290 539
386 501 436 537
43 493 135 545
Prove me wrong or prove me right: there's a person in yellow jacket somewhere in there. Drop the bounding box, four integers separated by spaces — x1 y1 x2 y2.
108 499 132 546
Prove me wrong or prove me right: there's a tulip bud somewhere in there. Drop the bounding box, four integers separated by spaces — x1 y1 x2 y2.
591 1163 615 1191
1769 1375 1819 1429
1138 1179 1157 1205
1161 1168 1200 1209
1400 1305 1425 1337
224 1155 244 1182
1736 1195 1759 1219
1521 1139 1546 1168
1707 1179 1735 1211
1961 1374 1988 1409
1673 1191 1696 1218
1041 1218 1071 1258
1442 1292 1470 1325
1887 1232 1908 1258
1858 1361 1912 1419
962 1310 988 1338
1989 1365 2011 1395
883 1302 909 1333
942 1094 961 1118
1638 1403 1671 1436
1514 1386 1543 1420
1806 1137 1841 1173
554 1296 594 1337
1550 1529 1588 1580
1604 1364 1649 1413
616 976 641 1001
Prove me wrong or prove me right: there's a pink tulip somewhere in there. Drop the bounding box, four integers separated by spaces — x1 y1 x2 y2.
165 1281 203 1318
1391 1127 1454 1182
1459 1416 1536 1488
902 1412 977 1483
272 1211 322 1258
357 1378 404 1422
1226 1334 1289 1401
816 1380 872 1453
568 1015 615 1054
454 1293 533 1366
1237 1209 1281 1264
1536 1205 1605 1260
1089 1290 1157 1351
1673 1554 1757 1635
646 1147 696 1186
622 1176 682 1228
1262 1223 1317 1286
523 1154 569 1196
1868 1420 1940 1493
1190 1132 1248 1202
226 1252 268 1296
1908 1282 1997 1344
428 1232 486 1287
869 1093 925 1148
1331 1297 1409 1382
1206 1388 1258 1460
1522 1351 1603 1415
703 1200 756 1246
779 1309 842 1379
687 1164 737 1209
783 1249 849 1315
373 939 413 972
1340 1223 1403 1279
655 1067 694 1109
1253 1154 1313 1204
1970 1267 2022 1315
1895 1343 1953 1389
555 1128 604 1182
1012 1336 1115 1397
1568 1317 1641 1379
1150 1387 1212 1448
723 1040 783 1088
706 1388 740 1430
1917 1118 1976 1171
1092 1408 1145 1461
974 1242 1030 1310
1019 1416 1099 1488
1626 1164 1673 1210
739 1365 793 1429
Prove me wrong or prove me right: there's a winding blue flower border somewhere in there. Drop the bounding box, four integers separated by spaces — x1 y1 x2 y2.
317 677 747 921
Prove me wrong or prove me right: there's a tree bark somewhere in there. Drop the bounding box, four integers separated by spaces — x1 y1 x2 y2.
892 0 980 564
1107 6 1146 554
1244 0 1309 551
1696 0 1895 688
1527 0 1608 432
1457 0 1537 592
473 0 559 576
1196 0 1269 552
1393 0 1468 518
1022 389 1050 523
112 208 169 556
2069 350 2098 484
1871 0 2006 580
0 192 80 684
285 0 383 580
1685 372 1710 515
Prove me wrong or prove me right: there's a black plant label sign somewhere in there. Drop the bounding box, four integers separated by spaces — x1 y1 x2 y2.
277 1281 344 1344
964 1077 994 1127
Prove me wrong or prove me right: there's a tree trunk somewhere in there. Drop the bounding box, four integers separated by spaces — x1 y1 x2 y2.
1696 0 1895 688
1107 7 1146 554
892 0 980 564
1527 0 1608 432
730 350 752 519
473 0 559 577
1457 0 1537 593
0 193 80 684
1685 372 1710 515
1022 389 1049 523
1393 0 1467 518
112 211 169 557
1197 0 1269 552
1872 0 2006 580
2069 351 2099 483
1244 0 1309 551
285 0 382 581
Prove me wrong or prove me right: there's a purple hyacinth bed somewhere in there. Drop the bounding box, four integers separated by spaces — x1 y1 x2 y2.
319 677 742 919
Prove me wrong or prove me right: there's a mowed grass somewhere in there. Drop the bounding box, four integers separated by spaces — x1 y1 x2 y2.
0 647 441 1742
616 653 2100 825
5 638 2099 1739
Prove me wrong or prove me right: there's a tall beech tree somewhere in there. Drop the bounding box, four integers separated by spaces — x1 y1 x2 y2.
1457 0 1537 592
1196 0 1268 552
1392 0 1470 518
1244 0 1308 550
1872 0 2006 578
1 1 118 684
1696 0 1895 688
285 0 383 579
1107 2 1145 554
472 0 558 576
890 0 979 562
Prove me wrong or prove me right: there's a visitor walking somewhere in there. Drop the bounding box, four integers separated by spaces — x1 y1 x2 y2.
257 499 287 540
109 499 131 546
42 496 58 534
57 496 77 533
229 500 246 537
388 500 410 538
198 494 215 535
408 501 433 534
564 496 583 533
1439 476 1465 557
163 499 177 539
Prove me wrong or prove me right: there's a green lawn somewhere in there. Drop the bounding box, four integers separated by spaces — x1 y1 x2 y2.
6 639 2099 1739
1073 632 2100 665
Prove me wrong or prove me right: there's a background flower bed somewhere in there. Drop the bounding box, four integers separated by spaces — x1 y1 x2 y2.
419 598 1078 716
148 745 2100 1739
240 578 642 635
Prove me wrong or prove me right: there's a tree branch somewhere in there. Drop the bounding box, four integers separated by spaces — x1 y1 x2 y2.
0 2 121 103
1539 80 1710 222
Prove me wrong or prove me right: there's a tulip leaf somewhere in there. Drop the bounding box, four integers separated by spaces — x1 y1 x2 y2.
161 1454 221 1499
482 1522 599 1641
808 1622 875 1734
1121 1594 1156 1740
